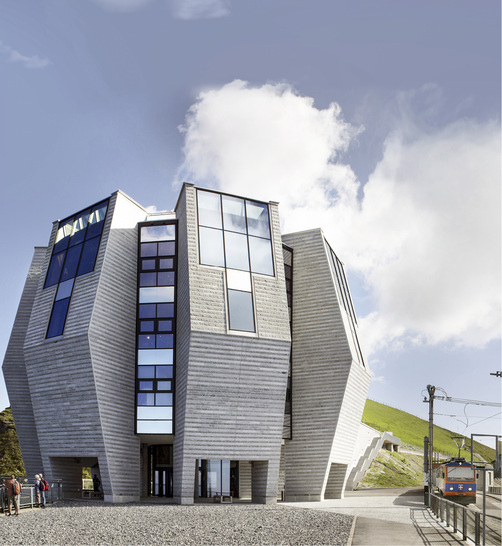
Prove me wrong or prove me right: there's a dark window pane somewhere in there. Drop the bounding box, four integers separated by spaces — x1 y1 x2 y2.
137 393 155 406
139 304 156 318
139 381 153 391
157 303 174 318
224 231 249 271
142 259 156 270
156 366 173 379
141 243 157 257
69 210 90 247
158 241 175 256
60 243 83 282
86 203 108 239
222 195 246 233
140 272 157 287
157 381 172 391
197 190 222 228
156 334 173 349
53 219 73 254
249 236 274 276
140 320 155 332
157 320 172 332
77 236 100 276
157 271 175 286
47 298 70 338
228 289 255 332
138 366 155 378
156 393 173 406
45 251 66 288
246 201 270 238
199 227 224 267
138 335 156 349
159 258 173 269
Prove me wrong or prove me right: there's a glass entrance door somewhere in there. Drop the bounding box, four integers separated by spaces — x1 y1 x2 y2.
148 445 173 497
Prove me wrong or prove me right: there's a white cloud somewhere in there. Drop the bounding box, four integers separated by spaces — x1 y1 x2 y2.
0 42 51 69
171 0 230 19
176 80 501 357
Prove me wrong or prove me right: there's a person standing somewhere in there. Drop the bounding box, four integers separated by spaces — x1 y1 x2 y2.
92 474 101 493
6 475 20 516
38 474 47 508
34 474 46 508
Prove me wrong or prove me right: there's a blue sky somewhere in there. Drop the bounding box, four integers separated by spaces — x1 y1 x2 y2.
1 1 500 448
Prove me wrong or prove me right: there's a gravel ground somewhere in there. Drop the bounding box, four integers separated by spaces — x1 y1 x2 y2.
0 501 353 545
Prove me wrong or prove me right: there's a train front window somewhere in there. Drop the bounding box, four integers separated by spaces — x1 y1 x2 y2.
447 466 475 481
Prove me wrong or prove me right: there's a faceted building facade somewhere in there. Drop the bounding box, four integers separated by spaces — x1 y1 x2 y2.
2 184 371 503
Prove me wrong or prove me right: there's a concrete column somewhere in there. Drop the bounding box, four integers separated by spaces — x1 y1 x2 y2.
251 459 279 504
173 456 196 505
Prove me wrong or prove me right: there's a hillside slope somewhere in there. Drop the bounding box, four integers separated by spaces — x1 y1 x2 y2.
0 407 25 475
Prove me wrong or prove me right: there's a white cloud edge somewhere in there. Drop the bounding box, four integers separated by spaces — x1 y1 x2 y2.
0 42 51 69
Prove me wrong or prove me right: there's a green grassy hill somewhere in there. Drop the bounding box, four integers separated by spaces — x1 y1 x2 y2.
362 399 496 462
0 407 25 475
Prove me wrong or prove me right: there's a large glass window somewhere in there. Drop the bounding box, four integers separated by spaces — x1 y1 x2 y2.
136 220 177 435
44 199 109 339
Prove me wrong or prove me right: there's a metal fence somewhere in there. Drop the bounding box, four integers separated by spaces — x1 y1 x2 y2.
0 479 63 513
428 492 501 546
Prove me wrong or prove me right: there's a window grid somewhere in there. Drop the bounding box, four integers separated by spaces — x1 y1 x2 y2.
135 220 177 435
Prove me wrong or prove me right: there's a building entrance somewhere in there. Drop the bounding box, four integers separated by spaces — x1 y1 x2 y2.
148 445 173 497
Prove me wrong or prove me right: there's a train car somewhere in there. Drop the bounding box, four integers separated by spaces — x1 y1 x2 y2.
435 458 476 504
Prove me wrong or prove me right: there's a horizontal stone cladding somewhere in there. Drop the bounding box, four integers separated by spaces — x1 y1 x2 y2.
2 247 46 478
88 192 147 497
281 229 368 500
181 331 290 459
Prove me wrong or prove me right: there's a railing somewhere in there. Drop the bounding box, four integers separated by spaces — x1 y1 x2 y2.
428 492 501 546
0 480 63 513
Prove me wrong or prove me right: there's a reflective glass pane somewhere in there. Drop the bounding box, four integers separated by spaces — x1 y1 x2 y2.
157 381 172 390
226 269 251 292
138 349 173 365
157 272 175 286
158 241 175 256
157 303 174 318
141 243 157 257
137 406 172 420
157 334 174 349
156 366 173 378
69 211 90 247
139 286 174 303
141 259 156 270
77 236 100 276
137 393 155 406
140 272 157 287
246 201 270 238
45 251 66 288
157 320 172 332
138 366 155 378
138 335 156 349
47 298 70 338
249 236 274 276
139 381 153 391
228 289 255 332
156 393 173 406
139 304 156 318
224 231 249 271
197 190 222 228
140 320 155 332
60 243 83 282
136 420 172 434
86 203 108 239
199 227 225 267
222 195 246 233
56 279 74 301
141 224 175 242
159 258 173 269
54 220 73 253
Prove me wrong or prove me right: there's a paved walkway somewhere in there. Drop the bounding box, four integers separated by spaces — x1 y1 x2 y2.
283 487 467 545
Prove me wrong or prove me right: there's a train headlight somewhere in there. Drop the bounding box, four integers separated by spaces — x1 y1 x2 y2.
468 487 472 491
449 487 454 491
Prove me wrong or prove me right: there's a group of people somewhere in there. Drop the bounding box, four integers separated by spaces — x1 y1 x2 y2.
2 473 48 516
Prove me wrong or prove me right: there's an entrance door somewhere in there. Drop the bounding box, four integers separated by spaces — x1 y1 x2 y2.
148 445 173 497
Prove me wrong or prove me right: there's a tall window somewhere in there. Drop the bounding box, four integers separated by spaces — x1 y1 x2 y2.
44 200 109 338
197 190 274 333
136 221 177 435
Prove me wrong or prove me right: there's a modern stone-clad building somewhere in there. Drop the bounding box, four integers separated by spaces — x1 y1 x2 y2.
2 184 371 503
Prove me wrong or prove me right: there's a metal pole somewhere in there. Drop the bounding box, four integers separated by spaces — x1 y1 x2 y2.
427 385 435 504
482 468 486 546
